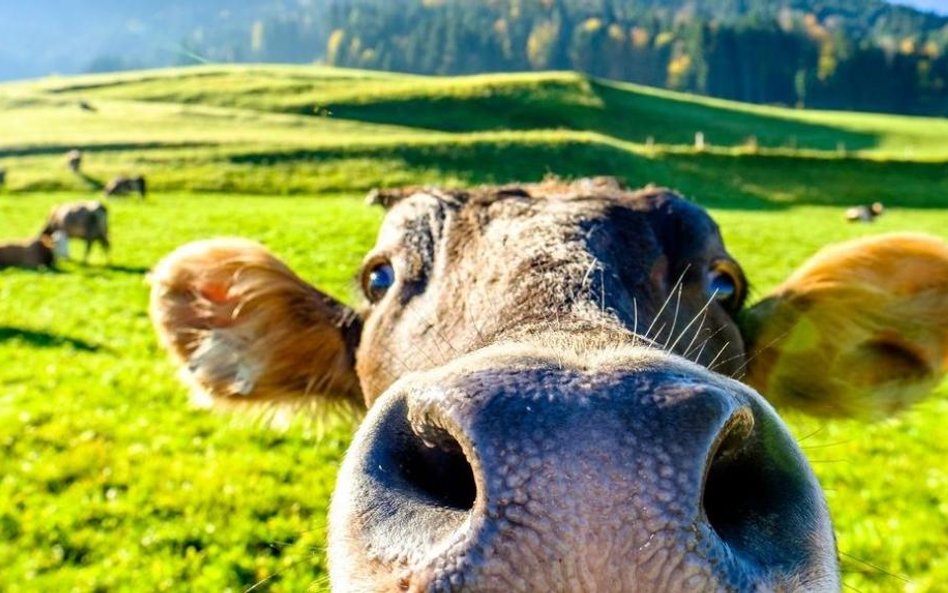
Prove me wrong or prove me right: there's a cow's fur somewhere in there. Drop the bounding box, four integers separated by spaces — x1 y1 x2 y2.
149 239 362 415
104 175 146 199
151 183 947 419
43 201 110 263
65 149 82 174
147 180 948 591
743 232 948 417
0 233 64 269
845 202 885 222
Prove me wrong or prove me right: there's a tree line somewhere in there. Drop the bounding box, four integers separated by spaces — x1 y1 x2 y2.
320 0 948 115
91 0 948 116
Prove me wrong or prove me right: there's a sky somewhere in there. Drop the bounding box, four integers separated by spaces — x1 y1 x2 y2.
891 0 948 14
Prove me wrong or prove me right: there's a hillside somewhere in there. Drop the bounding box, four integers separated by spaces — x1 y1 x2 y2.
1 65 947 211
4 0 948 115
325 0 948 115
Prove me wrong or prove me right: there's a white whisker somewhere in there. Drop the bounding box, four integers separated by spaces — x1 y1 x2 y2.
664 282 684 349
642 264 690 344
707 340 731 371
669 289 719 356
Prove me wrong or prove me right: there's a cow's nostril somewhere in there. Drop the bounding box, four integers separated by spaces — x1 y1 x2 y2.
702 408 814 568
391 422 477 511
703 419 758 536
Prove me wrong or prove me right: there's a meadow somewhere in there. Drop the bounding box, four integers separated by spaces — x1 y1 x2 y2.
0 65 946 592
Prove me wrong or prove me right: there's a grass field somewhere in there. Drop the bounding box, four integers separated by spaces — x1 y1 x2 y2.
1 65 947 592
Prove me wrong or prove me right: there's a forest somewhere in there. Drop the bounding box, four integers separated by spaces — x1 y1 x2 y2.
6 0 947 116
320 0 948 115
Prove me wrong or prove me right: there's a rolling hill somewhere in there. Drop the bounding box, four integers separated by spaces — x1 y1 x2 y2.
1 64 948 211
5 0 948 117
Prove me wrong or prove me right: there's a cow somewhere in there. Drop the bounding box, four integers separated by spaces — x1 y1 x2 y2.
42 200 109 263
104 175 146 199
0 167 6 188
66 149 83 174
0 232 67 269
149 179 947 593
845 202 884 222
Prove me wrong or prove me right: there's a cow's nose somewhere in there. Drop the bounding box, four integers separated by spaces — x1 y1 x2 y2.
330 351 838 593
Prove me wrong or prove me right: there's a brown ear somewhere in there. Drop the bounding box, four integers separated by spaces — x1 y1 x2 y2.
741 233 948 418
149 238 364 417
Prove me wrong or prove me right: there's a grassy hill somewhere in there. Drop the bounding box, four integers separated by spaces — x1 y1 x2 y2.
2 65 948 206
1 65 947 592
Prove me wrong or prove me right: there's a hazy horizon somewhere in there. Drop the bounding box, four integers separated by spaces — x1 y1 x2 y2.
2 0 946 84
894 0 948 14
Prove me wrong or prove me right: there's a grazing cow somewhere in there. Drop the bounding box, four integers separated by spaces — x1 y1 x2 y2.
0 167 6 188
744 232 948 418
43 201 109 263
65 149 83 174
78 100 97 113
149 179 944 593
0 232 67 269
104 175 146 199
845 202 884 222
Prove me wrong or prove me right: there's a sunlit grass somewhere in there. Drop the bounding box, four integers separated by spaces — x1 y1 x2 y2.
0 64 946 592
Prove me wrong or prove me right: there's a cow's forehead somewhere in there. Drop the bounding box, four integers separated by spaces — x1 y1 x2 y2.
372 182 722 260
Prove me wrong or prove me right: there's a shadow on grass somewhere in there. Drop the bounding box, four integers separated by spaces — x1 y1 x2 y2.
590 80 878 152
105 264 150 275
63 263 150 276
0 141 214 159
74 171 104 191
0 326 100 352
225 140 948 210
0 265 65 274
316 76 878 152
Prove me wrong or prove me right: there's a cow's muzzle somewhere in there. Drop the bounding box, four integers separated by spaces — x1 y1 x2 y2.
330 346 839 592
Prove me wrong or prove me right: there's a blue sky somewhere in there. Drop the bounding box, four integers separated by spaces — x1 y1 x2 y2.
891 0 948 14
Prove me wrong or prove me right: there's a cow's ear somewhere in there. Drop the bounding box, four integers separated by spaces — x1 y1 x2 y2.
740 233 948 418
149 239 365 418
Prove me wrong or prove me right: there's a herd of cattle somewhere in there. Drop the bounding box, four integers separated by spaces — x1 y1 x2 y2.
0 152 885 272
0 200 110 269
0 149 145 269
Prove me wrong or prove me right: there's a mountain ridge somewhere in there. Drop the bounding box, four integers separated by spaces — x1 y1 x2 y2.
3 1 947 116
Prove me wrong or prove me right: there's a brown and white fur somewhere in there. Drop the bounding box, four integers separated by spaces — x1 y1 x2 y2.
845 202 885 223
65 149 82 174
0 232 67 269
743 232 948 417
148 179 947 593
42 200 110 263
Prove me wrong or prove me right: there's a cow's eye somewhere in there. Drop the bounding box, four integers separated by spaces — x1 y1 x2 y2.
362 260 396 303
708 262 743 311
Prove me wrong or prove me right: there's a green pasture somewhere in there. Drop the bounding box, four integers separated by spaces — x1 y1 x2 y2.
0 65 947 592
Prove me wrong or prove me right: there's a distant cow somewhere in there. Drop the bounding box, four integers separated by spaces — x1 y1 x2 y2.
104 175 146 199
43 201 110 263
0 167 6 188
0 232 67 269
66 149 83 174
846 202 884 222
78 100 97 113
